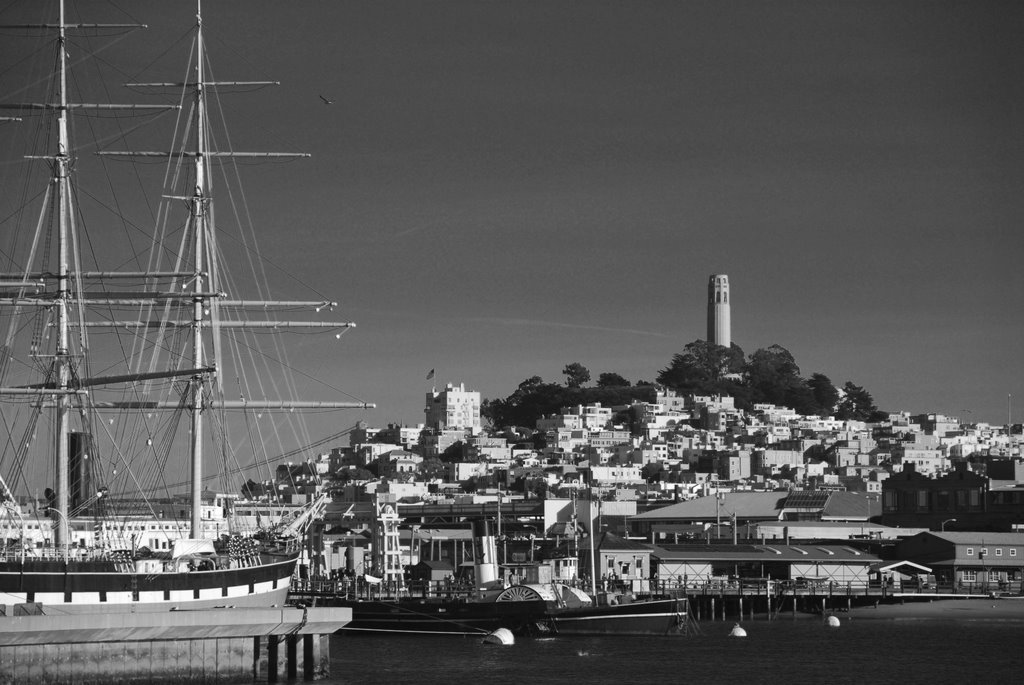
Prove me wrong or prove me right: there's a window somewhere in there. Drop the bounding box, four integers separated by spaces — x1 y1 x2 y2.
996 549 1003 557
966 548 974 556
1012 549 1018 558
961 570 977 583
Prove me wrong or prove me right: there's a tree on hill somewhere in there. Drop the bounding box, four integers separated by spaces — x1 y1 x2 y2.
482 370 655 431
744 344 819 414
836 381 884 421
657 340 746 399
808 373 840 417
482 375 573 428
481 347 885 429
640 462 663 482
596 372 630 388
417 456 447 479
242 479 270 499
562 362 591 388
336 466 374 482
440 441 466 462
745 344 800 403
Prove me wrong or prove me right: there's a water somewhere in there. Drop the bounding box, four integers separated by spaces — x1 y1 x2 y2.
324 617 1024 684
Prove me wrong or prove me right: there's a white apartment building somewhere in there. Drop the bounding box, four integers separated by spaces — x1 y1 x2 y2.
567 403 614 431
691 395 736 412
655 388 689 413
893 446 949 476
536 413 583 431
755 448 804 474
753 404 798 423
465 436 513 462
551 429 590 453
425 382 482 434
588 466 644 486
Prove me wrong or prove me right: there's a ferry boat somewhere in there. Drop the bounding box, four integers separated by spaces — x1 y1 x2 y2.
297 521 690 636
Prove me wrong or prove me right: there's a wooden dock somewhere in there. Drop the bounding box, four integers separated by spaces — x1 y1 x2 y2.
0 604 350 684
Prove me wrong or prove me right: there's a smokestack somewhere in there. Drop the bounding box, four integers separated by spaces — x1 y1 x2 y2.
472 520 501 589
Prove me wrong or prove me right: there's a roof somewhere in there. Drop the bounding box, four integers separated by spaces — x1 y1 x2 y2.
381 449 418 459
926 532 1024 545
652 544 879 564
632 490 882 522
781 491 829 510
578 532 653 553
547 521 582 536
416 528 473 542
631 492 787 521
652 523 708 534
755 520 885 529
872 560 932 573
820 491 882 519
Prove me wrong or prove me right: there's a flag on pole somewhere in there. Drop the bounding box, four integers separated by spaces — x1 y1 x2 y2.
426 368 435 380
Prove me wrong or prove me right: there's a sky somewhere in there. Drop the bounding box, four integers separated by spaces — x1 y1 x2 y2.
3 0 1023 435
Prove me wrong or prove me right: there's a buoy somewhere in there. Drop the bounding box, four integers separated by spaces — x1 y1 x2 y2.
482 628 515 645
825 615 841 628
729 623 747 637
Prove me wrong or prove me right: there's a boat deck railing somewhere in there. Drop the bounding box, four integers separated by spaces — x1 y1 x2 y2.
291 577 479 602
0 545 106 563
647 577 1023 599
289 575 1023 603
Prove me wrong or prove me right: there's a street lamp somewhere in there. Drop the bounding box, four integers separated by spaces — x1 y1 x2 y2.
941 518 957 532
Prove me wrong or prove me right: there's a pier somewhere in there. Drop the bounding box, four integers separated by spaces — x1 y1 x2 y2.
0 605 350 684
666 579 1010 621
291 575 1012 623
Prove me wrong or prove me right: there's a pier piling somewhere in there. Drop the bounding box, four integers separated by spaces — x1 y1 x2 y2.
0 606 347 684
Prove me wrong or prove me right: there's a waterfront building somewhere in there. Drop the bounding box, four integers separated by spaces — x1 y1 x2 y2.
578 532 652 591
628 490 881 539
652 543 879 585
894 531 1024 590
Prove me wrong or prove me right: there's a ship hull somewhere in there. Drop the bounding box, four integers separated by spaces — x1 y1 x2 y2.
0 553 298 614
308 595 688 637
320 597 551 636
547 597 688 636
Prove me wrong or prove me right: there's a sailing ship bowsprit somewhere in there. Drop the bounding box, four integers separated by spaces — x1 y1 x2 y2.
0 1 371 613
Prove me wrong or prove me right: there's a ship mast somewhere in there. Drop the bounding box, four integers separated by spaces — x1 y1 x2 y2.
188 2 208 540
3 1 374 544
0 1 168 547
53 0 72 548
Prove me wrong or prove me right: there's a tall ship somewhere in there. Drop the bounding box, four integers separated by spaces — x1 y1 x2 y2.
0 1 369 613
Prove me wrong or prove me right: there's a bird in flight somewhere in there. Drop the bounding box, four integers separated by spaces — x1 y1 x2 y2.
319 95 333 105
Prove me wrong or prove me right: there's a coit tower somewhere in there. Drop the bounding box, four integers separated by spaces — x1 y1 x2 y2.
707 274 731 348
